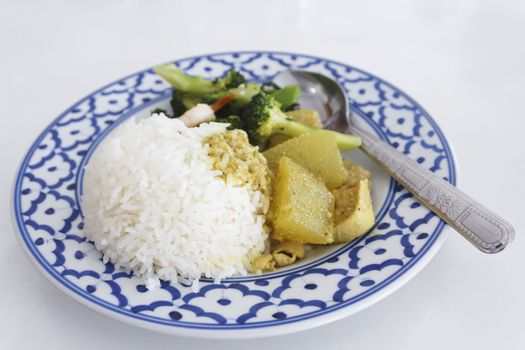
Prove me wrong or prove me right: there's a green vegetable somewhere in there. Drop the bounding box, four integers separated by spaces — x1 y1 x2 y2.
271 85 301 110
154 64 261 117
170 91 203 117
154 64 214 95
154 64 301 118
214 69 246 89
242 93 361 150
205 83 261 108
215 115 245 130
261 82 300 109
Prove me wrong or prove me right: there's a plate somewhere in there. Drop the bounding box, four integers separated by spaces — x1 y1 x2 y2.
12 51 457 338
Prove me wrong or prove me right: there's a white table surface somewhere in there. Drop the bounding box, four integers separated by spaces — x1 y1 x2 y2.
1 0 524 348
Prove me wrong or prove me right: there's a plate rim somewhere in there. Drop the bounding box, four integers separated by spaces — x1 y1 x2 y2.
11 50 458 338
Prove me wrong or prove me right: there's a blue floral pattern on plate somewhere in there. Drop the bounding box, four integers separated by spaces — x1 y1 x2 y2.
12 52 456 337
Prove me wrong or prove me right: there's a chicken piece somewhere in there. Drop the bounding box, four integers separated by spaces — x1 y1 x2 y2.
251 254 276 273
271 241 305 267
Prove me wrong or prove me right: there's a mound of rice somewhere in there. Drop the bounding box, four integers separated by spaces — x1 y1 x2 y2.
82 115 268 289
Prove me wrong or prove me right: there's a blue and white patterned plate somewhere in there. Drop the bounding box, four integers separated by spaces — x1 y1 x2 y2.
12 51 457 338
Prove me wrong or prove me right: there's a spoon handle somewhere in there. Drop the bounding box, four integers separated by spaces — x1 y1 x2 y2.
351 125 514 253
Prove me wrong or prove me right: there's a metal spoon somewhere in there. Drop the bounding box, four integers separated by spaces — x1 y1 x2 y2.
273 70 514 254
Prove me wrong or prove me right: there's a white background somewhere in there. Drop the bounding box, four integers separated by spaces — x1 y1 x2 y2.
1 0 524 349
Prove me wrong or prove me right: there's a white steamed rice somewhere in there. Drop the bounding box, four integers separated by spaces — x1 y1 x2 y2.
82 115 268 289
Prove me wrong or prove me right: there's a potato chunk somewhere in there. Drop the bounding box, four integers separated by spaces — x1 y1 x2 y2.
270 156 334 244
332 161 375 242
263 130 348 189
285 109 323 129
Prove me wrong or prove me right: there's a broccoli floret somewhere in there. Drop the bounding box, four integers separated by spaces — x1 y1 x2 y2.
204 82 261 117
215 69 246 89
154 64 301 119
179 82 260 119
154 64 256 116
201 82 260 106
227 83 261 105
242 93 361 150
154 64 248 95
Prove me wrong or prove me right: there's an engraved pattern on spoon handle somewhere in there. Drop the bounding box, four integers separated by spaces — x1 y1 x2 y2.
351 126 515 253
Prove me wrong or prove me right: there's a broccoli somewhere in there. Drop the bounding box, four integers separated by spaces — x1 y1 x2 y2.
242 93 361 150
154 64 261 116
261 82 300 110
206 82 299 116
270 85 300 110
214 69 246 89
155 64 247 95
204 82 261 117
215 115 245 130
154 64 302 118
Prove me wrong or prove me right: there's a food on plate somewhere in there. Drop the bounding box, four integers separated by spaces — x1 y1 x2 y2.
241 92 361 149
177 103 215 127
269 156 334 244
263 130 349 189
250 254 276 273
251 241 305 272
154 64 299 118
205 129 270 199
284 109 323 129
271 241 305 267
155 64 361 150
82 116 269 288
268 109 323 147
82 66 375 288
332 161 375 242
